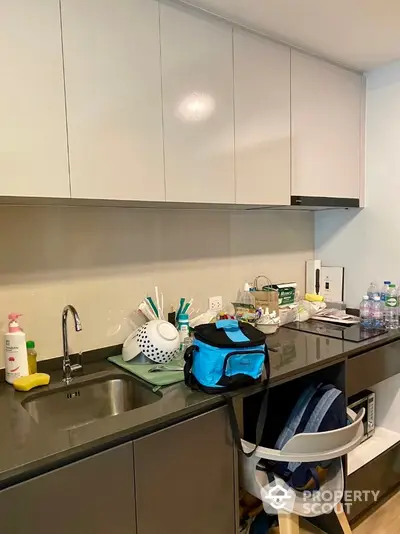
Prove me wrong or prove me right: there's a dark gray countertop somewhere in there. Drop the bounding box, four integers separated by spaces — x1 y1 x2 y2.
1 326 400 490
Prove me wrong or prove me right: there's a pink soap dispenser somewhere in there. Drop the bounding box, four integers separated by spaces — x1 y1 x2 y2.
4 313 29 384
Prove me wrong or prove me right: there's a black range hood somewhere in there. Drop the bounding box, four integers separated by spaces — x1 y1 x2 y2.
291 196 360 208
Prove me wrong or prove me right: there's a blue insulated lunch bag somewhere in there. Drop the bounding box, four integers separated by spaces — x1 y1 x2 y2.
184 319 268 393
184 319 270 457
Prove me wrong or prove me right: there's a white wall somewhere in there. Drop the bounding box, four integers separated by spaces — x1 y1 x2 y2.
0 205 313 367
316 61 400 307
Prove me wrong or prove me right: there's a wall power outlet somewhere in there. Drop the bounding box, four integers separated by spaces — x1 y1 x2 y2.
208 296 223 311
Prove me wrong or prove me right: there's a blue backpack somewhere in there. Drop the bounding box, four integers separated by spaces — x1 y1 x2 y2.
259 383 347 491
184 319 270 457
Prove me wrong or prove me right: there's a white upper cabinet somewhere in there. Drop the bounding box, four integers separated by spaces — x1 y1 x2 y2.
61 0 165 201
160 2 235 203
291 51 364 200
0 0 69 198
234 29 290 206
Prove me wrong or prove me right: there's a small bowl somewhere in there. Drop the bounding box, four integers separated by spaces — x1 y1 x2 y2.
256 323 279 335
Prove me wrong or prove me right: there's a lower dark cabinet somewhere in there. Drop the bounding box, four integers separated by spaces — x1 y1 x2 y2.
0 443 136 534
0 407 238 534
134 406 237 534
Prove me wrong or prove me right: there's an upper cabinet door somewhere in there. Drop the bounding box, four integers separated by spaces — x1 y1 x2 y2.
0 0 69 198
291 51 364 200
160 2 235 203
61 0 165 201
234 30 290 206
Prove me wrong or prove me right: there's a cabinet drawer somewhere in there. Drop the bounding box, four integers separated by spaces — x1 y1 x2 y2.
347 340 400 397
347 443 400 521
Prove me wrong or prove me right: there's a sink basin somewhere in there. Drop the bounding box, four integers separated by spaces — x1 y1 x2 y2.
22 374 161 431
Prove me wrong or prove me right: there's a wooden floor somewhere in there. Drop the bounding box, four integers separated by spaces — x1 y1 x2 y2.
243 490 400 533
354 489 400 534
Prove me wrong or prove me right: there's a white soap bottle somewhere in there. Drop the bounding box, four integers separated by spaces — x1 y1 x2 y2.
4 313 29 384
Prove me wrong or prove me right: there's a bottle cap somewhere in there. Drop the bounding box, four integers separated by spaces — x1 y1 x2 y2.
390 284 396 288
384 281 391 284
8 313 22 333
8 312 22 321
26 340 35 349
363 295 369 300
178 313 189 322
373 295 380 301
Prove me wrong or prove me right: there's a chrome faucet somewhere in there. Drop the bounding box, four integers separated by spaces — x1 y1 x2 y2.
62 304 82 384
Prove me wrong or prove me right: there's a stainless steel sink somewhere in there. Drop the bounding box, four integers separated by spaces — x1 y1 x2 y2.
22 374 161 431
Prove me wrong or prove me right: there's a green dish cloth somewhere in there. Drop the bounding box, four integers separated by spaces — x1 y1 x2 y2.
108 355 184 387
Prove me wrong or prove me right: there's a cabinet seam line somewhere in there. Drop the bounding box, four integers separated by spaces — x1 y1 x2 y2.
232 27 237 204
289 47 293 202
58 0 72 198
158 1 167 202
132 442 139 534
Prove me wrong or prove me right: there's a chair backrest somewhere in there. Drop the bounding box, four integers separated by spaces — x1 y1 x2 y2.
281 407 364 460
240 407 364 463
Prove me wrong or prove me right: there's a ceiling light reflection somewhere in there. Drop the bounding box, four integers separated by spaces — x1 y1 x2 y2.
176 92 216 122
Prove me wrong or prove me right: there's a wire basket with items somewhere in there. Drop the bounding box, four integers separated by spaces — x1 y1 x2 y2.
232 276 280 334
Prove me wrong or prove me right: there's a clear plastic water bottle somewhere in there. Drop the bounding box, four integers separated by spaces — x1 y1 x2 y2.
380 281 391 302
367 282 379 300
360 296 371 329
177 313 190 351
371 295 384 329
385 284 399 329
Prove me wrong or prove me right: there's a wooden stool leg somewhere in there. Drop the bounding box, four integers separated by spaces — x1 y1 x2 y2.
335 502 352 534
278 512 300 534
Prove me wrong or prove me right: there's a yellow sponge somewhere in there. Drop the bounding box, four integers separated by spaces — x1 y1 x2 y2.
13 373 50 392
305 293 325 303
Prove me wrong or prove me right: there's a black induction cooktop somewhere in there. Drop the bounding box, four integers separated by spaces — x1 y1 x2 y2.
283 320 387 342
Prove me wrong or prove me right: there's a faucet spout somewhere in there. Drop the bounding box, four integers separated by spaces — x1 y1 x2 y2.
62 305 82 384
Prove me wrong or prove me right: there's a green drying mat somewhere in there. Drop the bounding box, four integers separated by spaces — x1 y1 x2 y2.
108 355 184 387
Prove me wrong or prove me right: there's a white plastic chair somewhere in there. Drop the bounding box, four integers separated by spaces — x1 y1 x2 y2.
240 408 364 534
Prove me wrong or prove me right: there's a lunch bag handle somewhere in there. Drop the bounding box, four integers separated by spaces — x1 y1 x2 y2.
225 366 270 458
215 319 240 330
184 345 196 388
